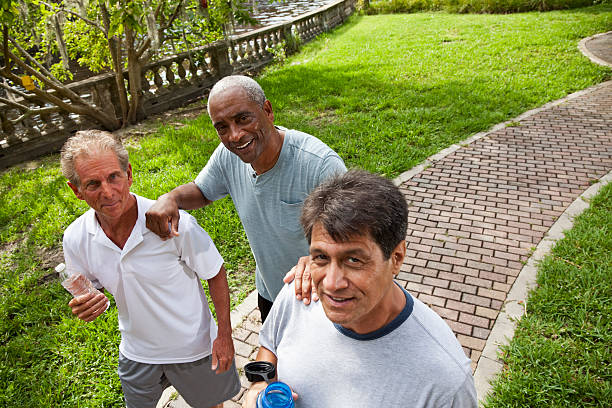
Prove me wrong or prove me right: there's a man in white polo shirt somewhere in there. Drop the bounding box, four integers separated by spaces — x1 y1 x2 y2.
60 130 240 408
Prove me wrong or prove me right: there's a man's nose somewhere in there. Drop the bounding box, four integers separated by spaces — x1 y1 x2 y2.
323 261 348 292
100 181 114 198
227 124 246 143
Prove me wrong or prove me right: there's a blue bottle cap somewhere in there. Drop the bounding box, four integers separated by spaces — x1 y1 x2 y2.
257 381 294 408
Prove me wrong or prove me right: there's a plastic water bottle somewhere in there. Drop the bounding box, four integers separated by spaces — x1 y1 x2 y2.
256 382 294 408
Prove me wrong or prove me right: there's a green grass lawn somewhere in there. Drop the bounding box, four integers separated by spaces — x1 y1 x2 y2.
1 5 611 406
484 181 612 407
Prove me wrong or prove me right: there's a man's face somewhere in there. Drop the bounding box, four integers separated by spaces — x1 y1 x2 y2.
68 150 133 222
309 223 405 334
208 87 276 166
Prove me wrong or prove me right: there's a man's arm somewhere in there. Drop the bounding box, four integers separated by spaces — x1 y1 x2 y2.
145 182 212 239
242 347 279 408
207 265 235 374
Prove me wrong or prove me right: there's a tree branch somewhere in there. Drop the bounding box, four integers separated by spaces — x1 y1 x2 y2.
0 96 29 111
136 38 151 60
161 0 184 31
1 25 10 71
8 36 62 84
5 49 94 109
0 81 33 100
10 106 62 125
39 0 107 36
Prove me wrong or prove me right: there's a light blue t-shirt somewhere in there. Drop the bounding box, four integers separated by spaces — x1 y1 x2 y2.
194 128 346 301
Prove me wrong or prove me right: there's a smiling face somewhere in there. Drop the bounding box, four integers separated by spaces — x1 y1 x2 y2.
68 150 133 224
208 86 283 174
309 222 407 334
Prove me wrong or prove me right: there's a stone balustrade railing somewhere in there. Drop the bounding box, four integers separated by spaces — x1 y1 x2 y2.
0 0 356 169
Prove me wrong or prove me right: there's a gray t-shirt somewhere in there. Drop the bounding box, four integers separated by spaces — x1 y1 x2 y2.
260 283 478 408
195 128 346 301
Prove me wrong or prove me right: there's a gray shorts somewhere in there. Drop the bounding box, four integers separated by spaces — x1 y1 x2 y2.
117 352 240 408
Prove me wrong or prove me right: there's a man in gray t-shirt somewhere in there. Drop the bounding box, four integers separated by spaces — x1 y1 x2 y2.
146 75 346 322
243 171 477 408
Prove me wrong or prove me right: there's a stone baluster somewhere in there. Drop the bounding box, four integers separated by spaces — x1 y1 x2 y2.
153 67 165 94
188 57 199 82
165 63 176 87
177 59 188 85
237 41 246 66
0 108 18 144
246 39 255 63
252 37 261 62
37 99 56 133
141 69 151 95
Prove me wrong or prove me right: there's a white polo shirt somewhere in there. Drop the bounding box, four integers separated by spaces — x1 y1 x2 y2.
62 194 223 364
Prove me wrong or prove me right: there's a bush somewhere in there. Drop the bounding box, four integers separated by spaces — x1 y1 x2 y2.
369 0 598 13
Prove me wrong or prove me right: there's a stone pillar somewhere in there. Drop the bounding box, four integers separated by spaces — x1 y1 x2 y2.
210 41 233 78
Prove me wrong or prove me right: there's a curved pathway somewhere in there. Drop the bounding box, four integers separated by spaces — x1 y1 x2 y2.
160 32 612 408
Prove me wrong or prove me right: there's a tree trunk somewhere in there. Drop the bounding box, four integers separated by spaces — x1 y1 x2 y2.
125 27 146 124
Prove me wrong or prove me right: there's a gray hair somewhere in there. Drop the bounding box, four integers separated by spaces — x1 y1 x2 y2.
301 170 408 260
60 130 129 187
207 75 266 114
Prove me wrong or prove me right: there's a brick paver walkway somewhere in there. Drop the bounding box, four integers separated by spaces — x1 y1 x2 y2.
162 41 612 408
396 81 612 371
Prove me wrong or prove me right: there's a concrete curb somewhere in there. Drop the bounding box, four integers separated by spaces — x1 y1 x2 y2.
230 290 258 330
473 169 612 403
578 30 612 68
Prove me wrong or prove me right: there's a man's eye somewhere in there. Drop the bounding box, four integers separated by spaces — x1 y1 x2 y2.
312 254 327 262
215 126 227 135
347 257 361 264
237 114 251 123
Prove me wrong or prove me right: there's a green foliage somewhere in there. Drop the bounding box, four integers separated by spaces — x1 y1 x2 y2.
484 182 612 407
370 0 597 13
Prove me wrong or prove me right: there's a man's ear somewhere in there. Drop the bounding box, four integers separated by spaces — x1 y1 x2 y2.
126 163 133 186
67 181 83 200
263 99 274 122
390 240 406 276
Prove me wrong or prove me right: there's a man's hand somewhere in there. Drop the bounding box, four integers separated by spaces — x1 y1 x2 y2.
283 256 318 305
243 381 267 408
68 292 108 322
242 382 298 408
211 331 235 374
145 193 180 240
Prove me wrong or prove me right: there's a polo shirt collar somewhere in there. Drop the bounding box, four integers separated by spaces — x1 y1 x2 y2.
83 193 147 254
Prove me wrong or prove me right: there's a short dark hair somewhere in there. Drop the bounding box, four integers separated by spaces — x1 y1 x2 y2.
301 170 408 259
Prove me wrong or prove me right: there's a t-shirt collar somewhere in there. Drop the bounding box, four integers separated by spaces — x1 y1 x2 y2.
333 282 414 341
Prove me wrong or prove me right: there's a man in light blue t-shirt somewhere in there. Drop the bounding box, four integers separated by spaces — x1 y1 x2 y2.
146 75 346 322
244 170 477 408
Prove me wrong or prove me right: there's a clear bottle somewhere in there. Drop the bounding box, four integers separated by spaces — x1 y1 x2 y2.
256 382 294 408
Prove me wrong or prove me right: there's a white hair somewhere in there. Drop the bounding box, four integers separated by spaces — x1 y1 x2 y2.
207 75 266 114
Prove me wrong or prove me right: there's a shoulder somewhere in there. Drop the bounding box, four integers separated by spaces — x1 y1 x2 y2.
63 209 93 246
283 129 341 162
409 296 472 372
210 142 238 164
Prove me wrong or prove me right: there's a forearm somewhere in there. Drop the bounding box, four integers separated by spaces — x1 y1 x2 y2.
255 347 277 368
208 265 232 335
164 182 211 210
244 347 279 407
